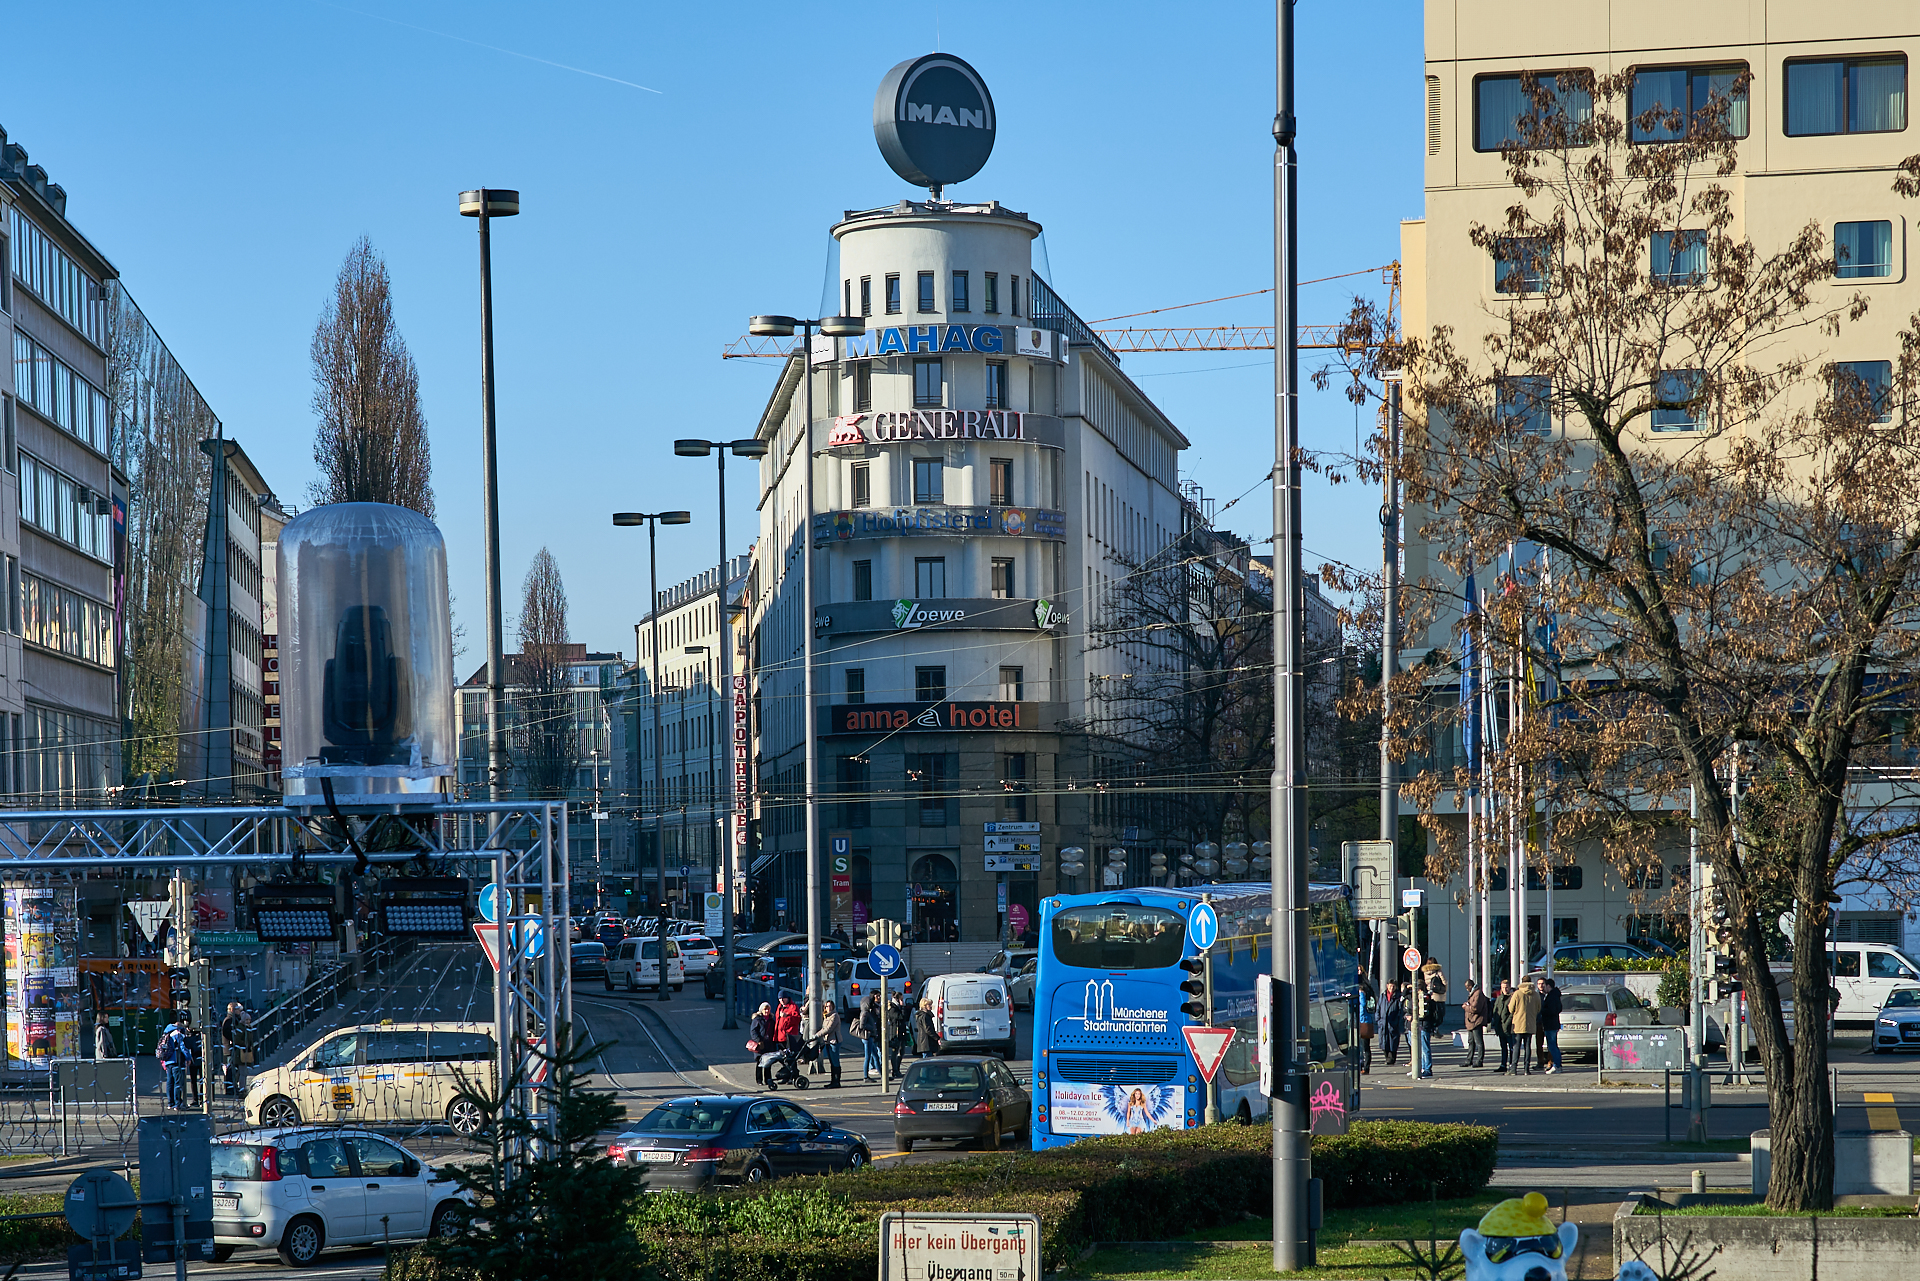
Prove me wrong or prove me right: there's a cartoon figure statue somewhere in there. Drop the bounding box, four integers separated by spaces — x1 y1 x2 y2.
1460 1192 1657 1281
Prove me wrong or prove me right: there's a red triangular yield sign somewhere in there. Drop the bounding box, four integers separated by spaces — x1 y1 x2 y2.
1182 1025 1237 1084
473 923 503 972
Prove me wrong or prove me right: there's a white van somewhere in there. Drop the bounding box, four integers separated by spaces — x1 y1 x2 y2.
607 936 685 992
1830 942 1920 1022
924 972 1016 1059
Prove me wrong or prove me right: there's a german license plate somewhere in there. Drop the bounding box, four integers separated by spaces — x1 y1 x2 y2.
948 1026 976 1035
213 1195 239 1212
639 1150 676 1163
924 1102 958 1111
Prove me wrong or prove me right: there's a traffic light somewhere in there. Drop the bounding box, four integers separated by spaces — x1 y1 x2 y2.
862 919 902 950
377 877 471 937
1177 957 1206 1019
250 882 344 942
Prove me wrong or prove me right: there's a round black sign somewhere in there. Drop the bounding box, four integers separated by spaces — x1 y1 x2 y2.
873 54 997 190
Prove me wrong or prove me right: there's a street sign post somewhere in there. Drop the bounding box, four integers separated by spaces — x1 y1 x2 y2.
474 924 503 972
879 1212 1036 1281
1342 840 1395 920
1189 903 1219 953
478 883 509 924
1402 946 1422 972
868 944 904 976
1182 1025 1237 1083
126 901 169 944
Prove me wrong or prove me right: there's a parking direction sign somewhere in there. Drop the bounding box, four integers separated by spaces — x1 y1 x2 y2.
1189 903 1219 952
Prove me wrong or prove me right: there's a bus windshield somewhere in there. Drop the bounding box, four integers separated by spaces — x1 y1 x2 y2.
1050 904 1185 970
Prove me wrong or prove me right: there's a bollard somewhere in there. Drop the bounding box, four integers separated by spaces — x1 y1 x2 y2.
1691 1169 1706 1195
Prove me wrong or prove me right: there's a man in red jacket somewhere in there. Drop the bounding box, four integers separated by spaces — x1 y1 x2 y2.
774 994 803 1052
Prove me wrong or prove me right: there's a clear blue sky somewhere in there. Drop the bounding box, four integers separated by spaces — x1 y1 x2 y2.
6 2 1423 659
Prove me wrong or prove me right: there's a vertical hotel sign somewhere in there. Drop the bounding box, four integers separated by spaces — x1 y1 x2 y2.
5 886 80 1066
732 675 751 848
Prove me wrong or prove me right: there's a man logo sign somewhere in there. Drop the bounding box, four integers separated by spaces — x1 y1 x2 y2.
874 53 997 191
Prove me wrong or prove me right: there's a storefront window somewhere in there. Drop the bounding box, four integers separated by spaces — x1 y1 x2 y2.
909 851 957 942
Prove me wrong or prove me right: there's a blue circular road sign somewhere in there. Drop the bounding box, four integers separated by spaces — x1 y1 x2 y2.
868 944 904 976
1190 903 1219 953
479 883 510 924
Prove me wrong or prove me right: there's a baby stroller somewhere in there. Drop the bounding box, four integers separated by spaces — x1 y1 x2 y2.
758 1035 822 1091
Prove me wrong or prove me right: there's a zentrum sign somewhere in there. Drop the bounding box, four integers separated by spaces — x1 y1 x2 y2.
874 53 996 192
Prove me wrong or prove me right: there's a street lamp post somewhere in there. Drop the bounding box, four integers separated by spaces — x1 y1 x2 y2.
673 436 768 1032
740 315 861 1039
458 188 520 803
613 509 692 1002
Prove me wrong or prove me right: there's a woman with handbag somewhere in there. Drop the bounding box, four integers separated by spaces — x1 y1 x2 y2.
1355 973 1377 1074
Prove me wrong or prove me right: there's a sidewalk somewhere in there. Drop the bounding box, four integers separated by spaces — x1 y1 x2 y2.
630 988 909 1097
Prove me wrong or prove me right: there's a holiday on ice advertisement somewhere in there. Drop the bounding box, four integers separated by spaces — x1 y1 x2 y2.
1047 1080 1182 1135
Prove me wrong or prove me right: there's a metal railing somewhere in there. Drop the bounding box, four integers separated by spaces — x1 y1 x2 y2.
244 934 411 1063
1030 274 1119 366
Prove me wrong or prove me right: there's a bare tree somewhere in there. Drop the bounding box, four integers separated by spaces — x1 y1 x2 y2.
1330 71 1920 1209
515 549 576 800
308 237 434 517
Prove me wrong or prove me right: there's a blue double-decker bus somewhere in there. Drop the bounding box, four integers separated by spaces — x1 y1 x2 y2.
1030 882 1357 1147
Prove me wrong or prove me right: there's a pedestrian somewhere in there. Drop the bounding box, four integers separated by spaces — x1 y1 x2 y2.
913 998 940 1058
819 999 843 1088
94 1016 115 1061
774 994 802 1055
179 1013 203 1109
1379 983 1402 1065
748 1001 776 1085
157 1014 185 1109
1490 979 1514 1071
220 1002 253 1097
1540 977 1563 1074
1508 978 1541 1076
1416 964 1445 1078
1355 973 1377 1074
858 991 883 1081
887 991 911 1078
1461 979 1490 1068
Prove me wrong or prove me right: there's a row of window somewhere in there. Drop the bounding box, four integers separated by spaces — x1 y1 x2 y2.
841 665 1025 704
1492 359 1893 437
846 553 1019 601
20 452 112 560
849 456 1013 508
1494 219 1897 294
8 208 103 345
20 571 114 669
1475 56 1908 150
852 271 1025 318
13 331 109 454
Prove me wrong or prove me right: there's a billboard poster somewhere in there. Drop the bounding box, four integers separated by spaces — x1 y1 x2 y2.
1047 1080 1182 1135
5 886 80 1066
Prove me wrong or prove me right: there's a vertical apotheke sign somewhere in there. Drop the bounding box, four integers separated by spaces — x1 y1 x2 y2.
732 675 751 847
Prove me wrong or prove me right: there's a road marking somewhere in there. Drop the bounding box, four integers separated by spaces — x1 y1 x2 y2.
1864 1091 1901 1131
1502 1105 1594 1111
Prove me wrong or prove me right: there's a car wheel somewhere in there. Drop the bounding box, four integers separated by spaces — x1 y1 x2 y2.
260 1095 300 1129
846 1147 869 1171
447 1097 486 1137
430 1201 468 1239
627 971 639 992
210 1246 236 1262
1234 1100 1253 1127
744 1161 772 1184
277 1215 325 1268
604 973 615 991
674 982 685 992
984 1117 1002 1150
898 1136 914 1153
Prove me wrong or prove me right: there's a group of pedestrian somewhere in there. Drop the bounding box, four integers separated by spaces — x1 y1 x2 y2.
1366 965 1450 1079
1465 975 1564 1074
150 1001 257 1110
747 992 849 1088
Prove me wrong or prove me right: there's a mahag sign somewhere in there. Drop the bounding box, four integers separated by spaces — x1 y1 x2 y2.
873 53 996 190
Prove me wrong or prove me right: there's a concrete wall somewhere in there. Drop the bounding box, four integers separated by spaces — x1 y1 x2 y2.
1616 1191 1920 1281
1750 1130 1913 1196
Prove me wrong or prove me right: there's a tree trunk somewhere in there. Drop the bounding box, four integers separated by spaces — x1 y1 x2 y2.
1763 857 1837 1210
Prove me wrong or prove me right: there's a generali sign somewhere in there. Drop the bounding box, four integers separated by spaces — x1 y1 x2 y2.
828 409 1026 447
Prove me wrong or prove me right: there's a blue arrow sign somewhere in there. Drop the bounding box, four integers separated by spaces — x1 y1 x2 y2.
1189 903 1219 953
868 944 904 976
519 921 546 960
478 884 509 924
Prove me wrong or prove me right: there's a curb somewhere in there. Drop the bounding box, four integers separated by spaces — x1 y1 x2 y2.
1395 1078 1768 1097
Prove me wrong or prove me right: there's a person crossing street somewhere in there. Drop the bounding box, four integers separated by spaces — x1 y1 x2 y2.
1461 979 1491 1068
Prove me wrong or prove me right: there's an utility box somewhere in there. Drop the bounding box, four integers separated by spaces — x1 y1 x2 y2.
137 1113 214 1263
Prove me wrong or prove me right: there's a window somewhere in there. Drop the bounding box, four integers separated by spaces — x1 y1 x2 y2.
1835 220 1894 279
20 573 114 668
852 360 872 412
1870 950 1920 980
1652 369 1707 432
1050 904 1185 970
917 271 936 312
913 358 944 408
1496 376 1551 437
951 271 969 312
1831 949 1862 978
910 759 948 826
347 1135 411 1178
914 557 946 598
1786 57 1907 136
12 331 108 453
1650 230 1709 286
0 233 9 313
1001 749 1028 820
850 462 871 508
852 559 872 601
989 457 1012 505
991 557 1015 598
1011 275 1021 316
845 668 865 704
1493 237 1552 294
19 454 111 560
2 396 13 473
9 209 103 345
914 666 946 702
860 276 872 316
843 278 851 316
885 273 901 314
984 272 999 314
1630 64 1749 141
998 666 1024 701
984 359 1007 409
312 1033 360 1070
913 458 944 503
836 754 869 826
1834 360 1894 423
1475 71 1594 151
299 1138 353 1180
1552 917 1580 947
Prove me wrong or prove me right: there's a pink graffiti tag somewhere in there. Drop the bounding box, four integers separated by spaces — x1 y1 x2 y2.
1611 1042 1642 1068
1310 1078 1346 1125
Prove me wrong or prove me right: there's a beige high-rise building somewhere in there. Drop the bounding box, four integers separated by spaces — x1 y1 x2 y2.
1401 5 1919 979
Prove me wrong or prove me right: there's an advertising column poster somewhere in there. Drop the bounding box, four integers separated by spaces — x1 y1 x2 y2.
5 886 81 1066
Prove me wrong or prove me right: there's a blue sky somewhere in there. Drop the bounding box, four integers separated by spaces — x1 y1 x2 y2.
5 2 1423 658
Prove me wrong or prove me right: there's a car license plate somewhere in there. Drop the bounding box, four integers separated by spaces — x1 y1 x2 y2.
639 1150 677 1163
214 1195 239 1212
924 1102 959 1111
948 1026 976 1035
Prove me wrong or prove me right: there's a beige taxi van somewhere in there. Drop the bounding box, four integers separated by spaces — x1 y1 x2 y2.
244 1021 498 1137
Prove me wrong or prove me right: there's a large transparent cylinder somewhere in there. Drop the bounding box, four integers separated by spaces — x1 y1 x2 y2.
277 503 454 801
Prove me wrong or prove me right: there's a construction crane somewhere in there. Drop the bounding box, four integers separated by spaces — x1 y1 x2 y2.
719 262 1399 358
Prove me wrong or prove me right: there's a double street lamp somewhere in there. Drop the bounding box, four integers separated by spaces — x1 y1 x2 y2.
742 314 862 1039
612 508 691 1002
672 437 767 1030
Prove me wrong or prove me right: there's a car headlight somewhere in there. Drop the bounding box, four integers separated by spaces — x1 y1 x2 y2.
1878 1018 1897 1027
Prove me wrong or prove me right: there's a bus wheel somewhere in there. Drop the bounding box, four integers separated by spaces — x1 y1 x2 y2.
1234 1101 1253 1127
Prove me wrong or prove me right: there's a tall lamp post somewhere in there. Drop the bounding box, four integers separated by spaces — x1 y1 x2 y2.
458 188 519 802
613 508 692 1002
672 436 767 1031
740 314 862 1038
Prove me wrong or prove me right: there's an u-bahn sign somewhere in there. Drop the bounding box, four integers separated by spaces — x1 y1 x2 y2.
874 54 996 190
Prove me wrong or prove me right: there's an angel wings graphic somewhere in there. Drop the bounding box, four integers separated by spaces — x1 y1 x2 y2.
1098 1083 1178 1134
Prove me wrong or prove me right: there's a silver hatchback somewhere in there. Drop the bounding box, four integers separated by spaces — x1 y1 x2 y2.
1553 982 1658 1059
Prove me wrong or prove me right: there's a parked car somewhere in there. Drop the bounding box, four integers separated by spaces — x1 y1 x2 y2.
675 934 720 977
978 948 1038 980
1529 941 1658 970
703 952 766 1000
212 1126 470 1266
1008 957 1038 1012
892 1056 1029 1152
1553 981 1659 1059
923 972 1016 1059
606 1094 870 1187
244 1023 496 1137
570 942 608 982
607 936 685 992
1871 986 1920 1053
834 957 911 1009
1831 942 1920 1023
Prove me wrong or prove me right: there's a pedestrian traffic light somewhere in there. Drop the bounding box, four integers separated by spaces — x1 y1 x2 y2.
376 877 471 938
250 883 343 942
1177 957 1206 1019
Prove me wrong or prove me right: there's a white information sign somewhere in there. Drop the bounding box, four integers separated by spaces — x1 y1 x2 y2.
1342 840 1395 920
703 892 724 937
879 1211 1039 1281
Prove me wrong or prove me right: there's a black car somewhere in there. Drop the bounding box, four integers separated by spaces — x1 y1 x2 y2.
606 1095 870 1189
570 942 608 981
703 953 764 1000
893 1056 1029 1152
